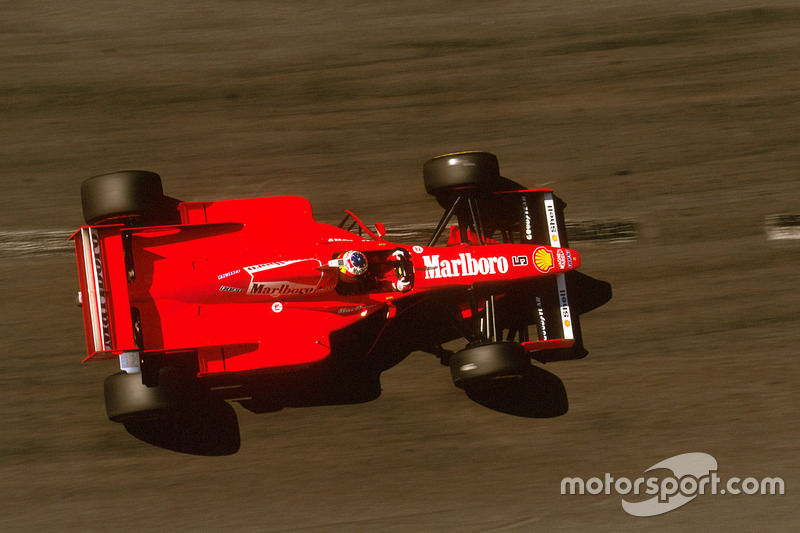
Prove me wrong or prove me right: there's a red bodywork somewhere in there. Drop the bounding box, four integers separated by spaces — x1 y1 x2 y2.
73 191 583 378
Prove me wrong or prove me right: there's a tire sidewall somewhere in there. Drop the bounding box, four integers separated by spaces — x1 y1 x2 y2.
81 170 164 225
104 369 191 422
450 342 529 388
423 151 500 197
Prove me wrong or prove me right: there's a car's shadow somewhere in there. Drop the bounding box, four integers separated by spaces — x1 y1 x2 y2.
463 365 569 418
123 399 241 456
121 368 380 456
121 362 565 455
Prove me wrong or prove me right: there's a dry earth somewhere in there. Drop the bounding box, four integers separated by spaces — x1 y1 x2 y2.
1 1 799 531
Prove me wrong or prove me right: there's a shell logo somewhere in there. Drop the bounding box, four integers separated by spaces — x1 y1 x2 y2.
533 247 554 273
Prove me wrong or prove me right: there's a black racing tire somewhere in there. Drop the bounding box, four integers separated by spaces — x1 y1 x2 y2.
81 170 165 225
450 342 530 389
423 151 501 197
104 368 192 422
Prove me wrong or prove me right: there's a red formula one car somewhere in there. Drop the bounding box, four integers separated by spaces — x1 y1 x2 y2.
73 152 610 450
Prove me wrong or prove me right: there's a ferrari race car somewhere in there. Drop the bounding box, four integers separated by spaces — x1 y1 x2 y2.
73 151 611 438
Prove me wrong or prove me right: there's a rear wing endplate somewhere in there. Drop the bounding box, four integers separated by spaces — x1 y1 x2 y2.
72 227 136 361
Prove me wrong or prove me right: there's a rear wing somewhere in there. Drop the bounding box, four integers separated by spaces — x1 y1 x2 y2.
71 226 136 361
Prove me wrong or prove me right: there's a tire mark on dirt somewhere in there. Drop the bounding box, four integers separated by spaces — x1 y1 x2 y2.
0 221 639 257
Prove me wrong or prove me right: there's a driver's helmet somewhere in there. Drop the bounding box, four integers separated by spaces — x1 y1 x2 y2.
338 250 368 277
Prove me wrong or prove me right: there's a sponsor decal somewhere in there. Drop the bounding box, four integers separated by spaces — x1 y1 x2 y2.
248 281 316 296
533 247 554 273
412 245 424 254
244 260 305 274
422 253 509 280
337 305 365 315
512 255 529 267
521 195 533 241
566 249 573 269
219 286 243 293
557 275 574 337
556 249 566 269
535 296 548 340
544 194 561 245
217 269 241 280
327 237 356 243
271 302 283 313
559 289 569 309
90 230 112 349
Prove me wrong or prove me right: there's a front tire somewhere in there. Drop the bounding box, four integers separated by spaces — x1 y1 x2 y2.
423 151 500 197
450 342 530 389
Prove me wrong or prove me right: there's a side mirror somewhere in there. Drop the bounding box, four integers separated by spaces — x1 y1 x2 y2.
374 222 386 239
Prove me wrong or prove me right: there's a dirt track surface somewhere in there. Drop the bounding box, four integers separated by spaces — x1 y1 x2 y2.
2 1 799 530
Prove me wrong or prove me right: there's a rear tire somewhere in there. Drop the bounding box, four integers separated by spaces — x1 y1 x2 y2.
104 368 192 422
423 151 500 197
450 342 530 389
81 170 165 225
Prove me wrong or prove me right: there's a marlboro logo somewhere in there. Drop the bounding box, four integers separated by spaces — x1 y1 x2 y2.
422 252 509 279
248 281 316 296
90 229 112 349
